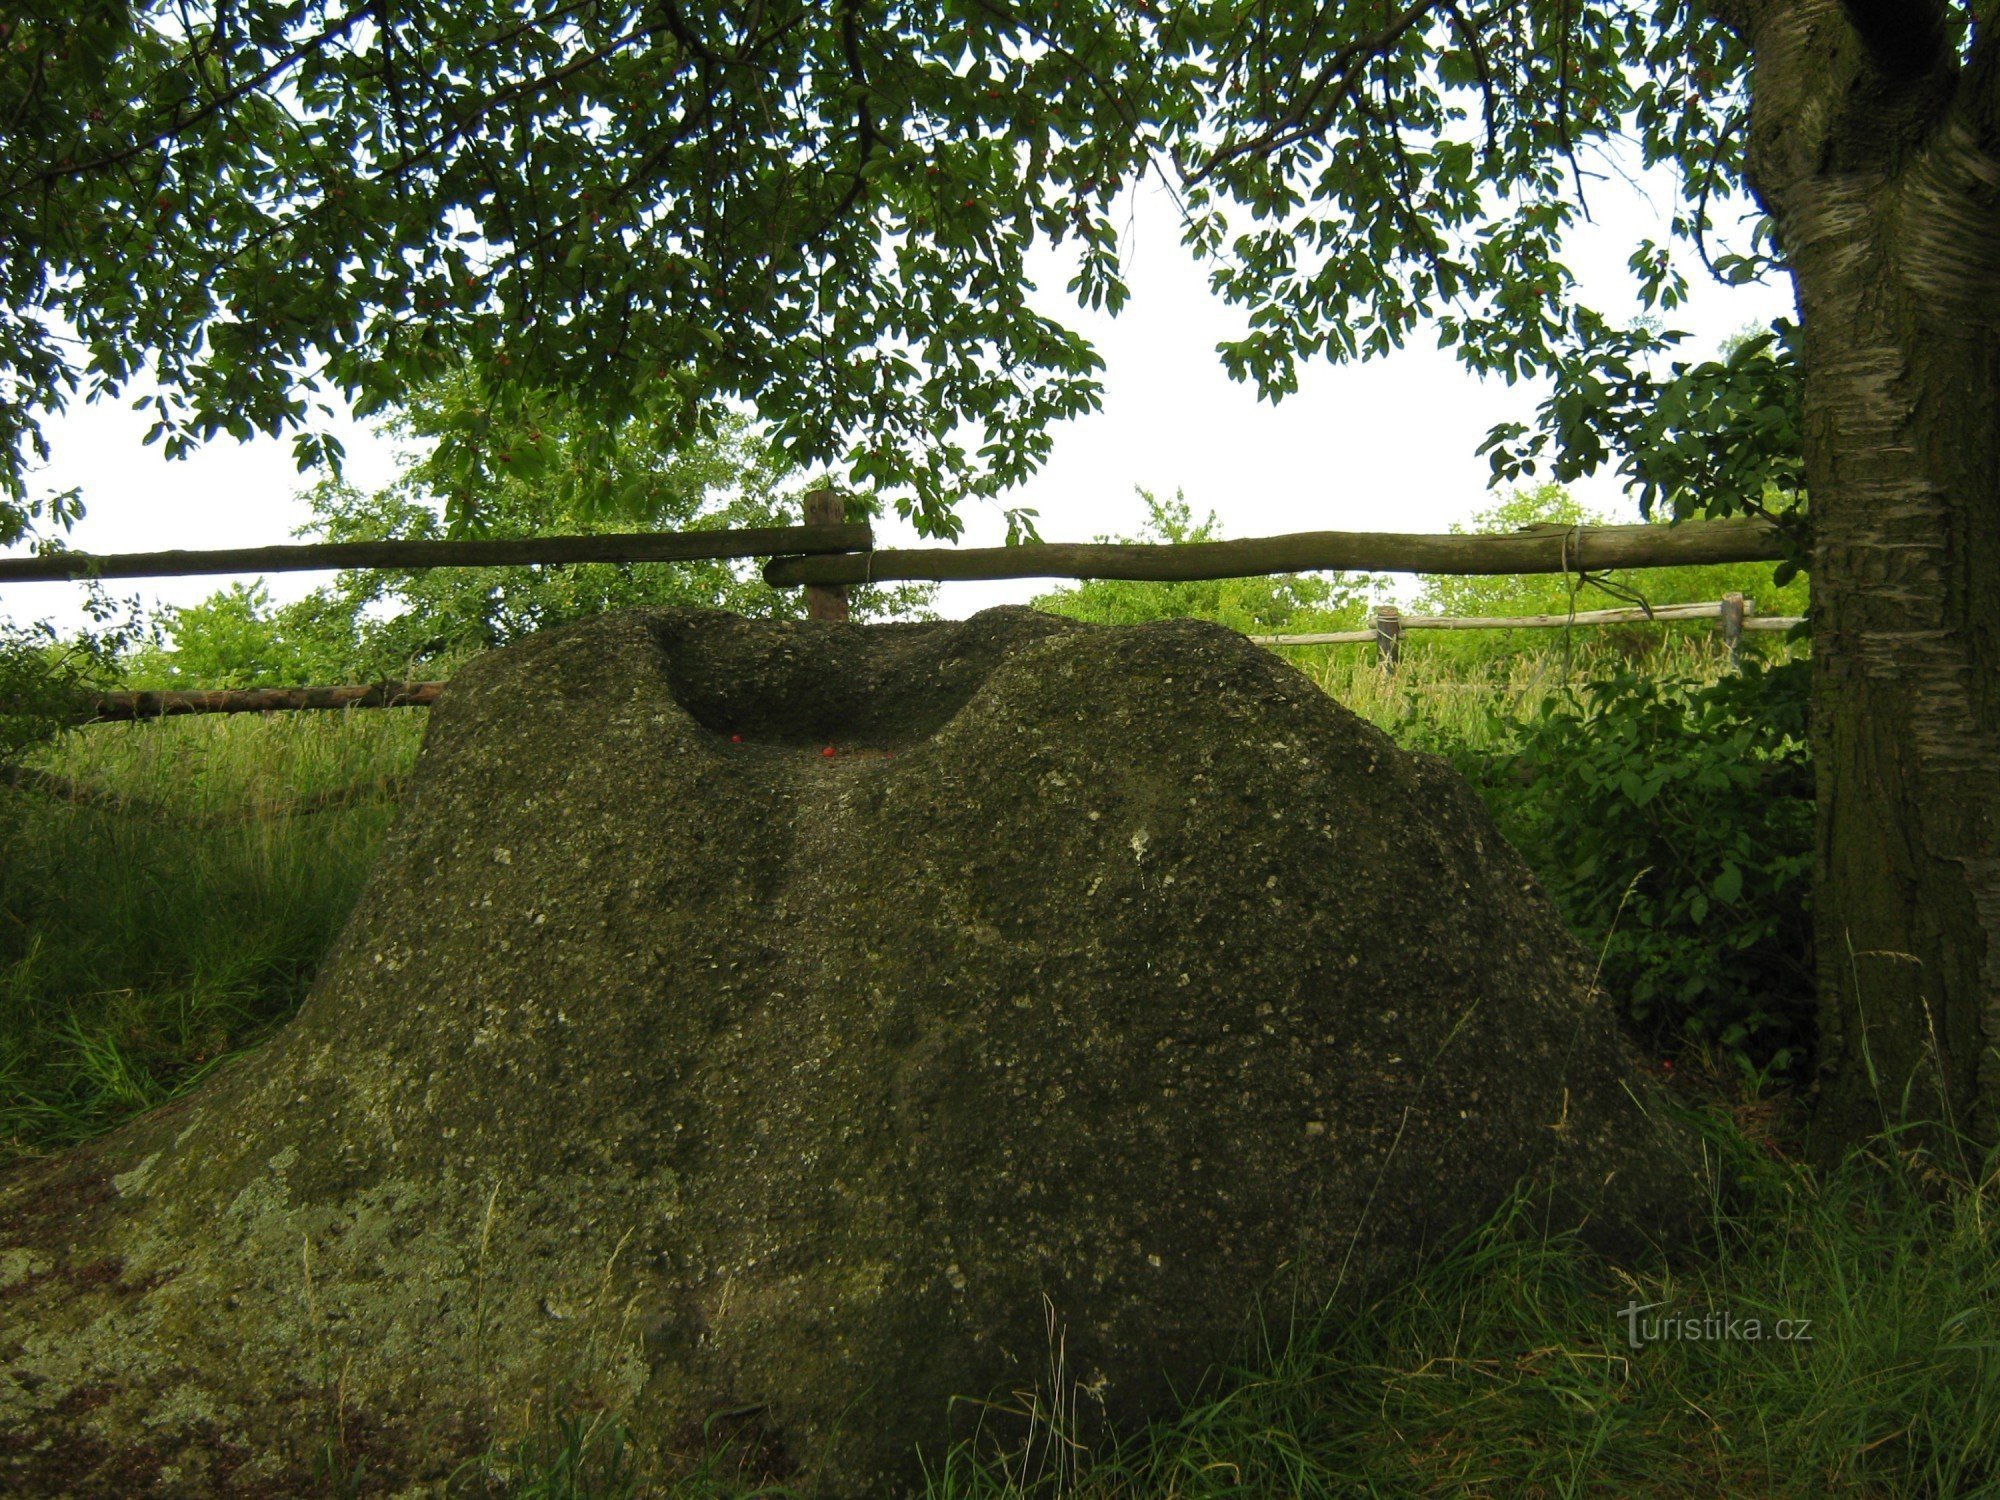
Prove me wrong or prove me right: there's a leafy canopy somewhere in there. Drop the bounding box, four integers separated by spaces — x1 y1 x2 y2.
5 1 1802 545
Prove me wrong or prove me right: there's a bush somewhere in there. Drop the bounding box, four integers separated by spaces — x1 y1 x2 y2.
1469 658 1815 1079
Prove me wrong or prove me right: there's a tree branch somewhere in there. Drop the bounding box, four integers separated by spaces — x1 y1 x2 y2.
827 0 880 227
1440 0 1500 167
1191 0 1449 186
0 8 373 205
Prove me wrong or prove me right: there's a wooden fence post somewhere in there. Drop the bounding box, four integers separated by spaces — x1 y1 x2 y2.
1374 605 1402 674
1720 591 1745 669
804 489 851 622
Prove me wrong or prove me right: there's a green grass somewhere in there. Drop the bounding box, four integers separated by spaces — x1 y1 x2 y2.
0 708 425 1154
9 634 1993 1499
915 1109 2000 1500
1295 625 1784 753
454 1098 1995 1500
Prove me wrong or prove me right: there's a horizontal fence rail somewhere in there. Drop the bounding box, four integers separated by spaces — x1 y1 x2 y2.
760 518 1789 587
1255 592 1799 672
1 516 1789 586
5 510 1804 721
83 683 445 721
1250 598 1803 647
59 595 1800 722
0 522 875 584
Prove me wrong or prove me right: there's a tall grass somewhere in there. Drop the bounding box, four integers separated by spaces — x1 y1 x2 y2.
0 708 425 1153
913 1105 2000 1500
1293 626 1778 751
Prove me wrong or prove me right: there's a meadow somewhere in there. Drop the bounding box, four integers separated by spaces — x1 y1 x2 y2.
2 623 1995 1497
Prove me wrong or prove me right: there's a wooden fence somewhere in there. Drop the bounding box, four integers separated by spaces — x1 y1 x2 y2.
2 513 1788 588
5 502 1801 718
84 682 445 722
1251 594 1803 671
79 595 1799 719
0 522 876 583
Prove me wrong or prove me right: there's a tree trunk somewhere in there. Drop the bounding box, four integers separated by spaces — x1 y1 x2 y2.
1742 4 2000 1154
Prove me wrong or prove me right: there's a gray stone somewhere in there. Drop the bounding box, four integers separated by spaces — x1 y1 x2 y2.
0 607 1704 1496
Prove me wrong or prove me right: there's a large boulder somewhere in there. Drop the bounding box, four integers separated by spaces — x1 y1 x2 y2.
0 608 1703 1496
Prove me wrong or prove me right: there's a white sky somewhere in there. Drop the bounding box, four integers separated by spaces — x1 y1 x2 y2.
2 162 1791 633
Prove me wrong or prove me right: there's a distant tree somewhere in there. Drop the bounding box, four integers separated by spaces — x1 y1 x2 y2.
128 583 356 688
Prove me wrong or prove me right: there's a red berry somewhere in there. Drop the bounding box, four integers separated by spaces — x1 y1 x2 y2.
821 746 836 758
730 733 742 743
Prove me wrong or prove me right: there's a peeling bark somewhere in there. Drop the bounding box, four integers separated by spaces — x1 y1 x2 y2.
1740 1 2000 1149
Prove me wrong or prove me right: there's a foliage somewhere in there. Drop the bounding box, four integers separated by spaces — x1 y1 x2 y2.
1471 660 1816 1078
1 0 1152 538
0 626 108 769
128 381 934 687
1 0 1819 541
129 582 369 688
0 602 140 769
1029 488 1381 635
1480 315 1809 536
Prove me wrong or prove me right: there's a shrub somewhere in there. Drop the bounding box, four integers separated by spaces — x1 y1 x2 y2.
1470 658 1815 1079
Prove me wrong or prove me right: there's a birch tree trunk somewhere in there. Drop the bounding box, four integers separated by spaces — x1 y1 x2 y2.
1737 0 2000 1151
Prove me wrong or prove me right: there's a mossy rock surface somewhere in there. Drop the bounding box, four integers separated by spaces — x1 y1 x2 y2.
0 607 1703 1495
